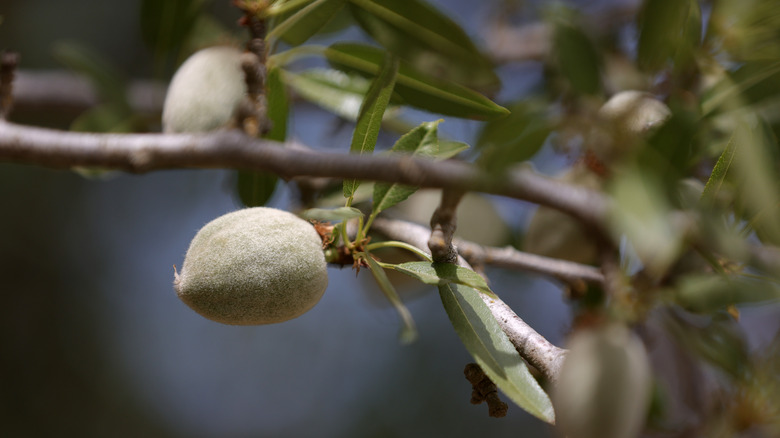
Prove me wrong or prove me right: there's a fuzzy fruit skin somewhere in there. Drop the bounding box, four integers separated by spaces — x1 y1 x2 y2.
174 207 328 325
162 46 246 133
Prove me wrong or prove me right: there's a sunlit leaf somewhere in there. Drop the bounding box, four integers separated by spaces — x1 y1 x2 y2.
701 135 737 205
392 262 495 297
267 0 347 46
437 140 470 159
282 68 371 120
362 253 418 344
372 120 440 215
300 207 364 222
348 0 499 93
439 282 555 423
326 43 509 119
343 52 399 200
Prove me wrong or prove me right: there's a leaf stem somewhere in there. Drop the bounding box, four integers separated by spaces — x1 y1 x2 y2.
366 240 433 262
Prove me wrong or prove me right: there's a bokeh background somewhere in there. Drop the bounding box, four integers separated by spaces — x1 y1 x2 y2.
1 1 637 437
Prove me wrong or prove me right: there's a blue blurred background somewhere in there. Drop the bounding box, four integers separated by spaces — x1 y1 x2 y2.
0 0 617 436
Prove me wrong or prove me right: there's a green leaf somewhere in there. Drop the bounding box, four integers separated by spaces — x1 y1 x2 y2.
267 0 347 46
371 120 440 214
676 274 780 313
343 52 399 200
476 100 553 171
140 0 204 57
701 135 737 205
52 42 128 108
325 43 509 119
282 68 372 120
637 0 697 71
347 0 499 93
439 283 555 423
437 140 470 159
362 253 418 344
552 18 602 95
236 171 278 207
300 207 364 222
391 262 495 297
236 66 287 207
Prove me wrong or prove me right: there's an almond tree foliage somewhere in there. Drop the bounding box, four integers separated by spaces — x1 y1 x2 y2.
2 0 780 436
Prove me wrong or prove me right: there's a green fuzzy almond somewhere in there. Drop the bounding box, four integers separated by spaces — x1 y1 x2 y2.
174 207 328 325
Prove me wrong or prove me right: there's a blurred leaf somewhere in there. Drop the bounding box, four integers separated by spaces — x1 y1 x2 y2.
325 43 509 119
237 172 277 207
637 0 698 71
140 0 205 57
348 0 499 93
610 166 683 277
551 18 602 95
437 140 469 159
392 262 495 297
371 120 440 215
236 67 287 207
476 100 552 172
711 0 780 61
703 61 780 116
439 282 555 423
362 253 418 344
301 207 364 222
53 42 128 108
343 52 399 200
640 101 699 183
665 311 750 379
730 115 780 245
267 0 347 46
283 68 371 120
70 104 139 133
676 274 780 313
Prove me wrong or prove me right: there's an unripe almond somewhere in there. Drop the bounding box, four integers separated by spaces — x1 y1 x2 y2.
554 324 652 438
598 90 671 136
162 46 246 133
174 207 329 325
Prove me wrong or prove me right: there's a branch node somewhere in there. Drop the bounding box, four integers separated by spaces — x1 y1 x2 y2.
428 189 464 264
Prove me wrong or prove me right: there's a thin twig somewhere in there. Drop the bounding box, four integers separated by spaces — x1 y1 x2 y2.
0 120 610 230
371 217 568 382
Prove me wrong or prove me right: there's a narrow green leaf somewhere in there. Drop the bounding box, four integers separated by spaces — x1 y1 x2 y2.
348 0 499 93
391 262 495 297
267 0 347 46
53 42 128 108
476 100 553 171
437 140 470 159
637 0 696 71
362 253 418 344
300 207 364 222
701 136 737 204
282 68 372 120
343 52 399 199
552 19 602 95
439 283 555 423
236 66 287 207
371 121 440 214
325 43 509 119
140 0 204 56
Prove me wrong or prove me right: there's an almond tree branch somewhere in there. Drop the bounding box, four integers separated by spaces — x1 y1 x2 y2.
371 217 568 382
0 120 610 231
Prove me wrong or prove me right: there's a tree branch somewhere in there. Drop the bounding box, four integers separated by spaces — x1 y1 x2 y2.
0 120 610 230
371 217 568 382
